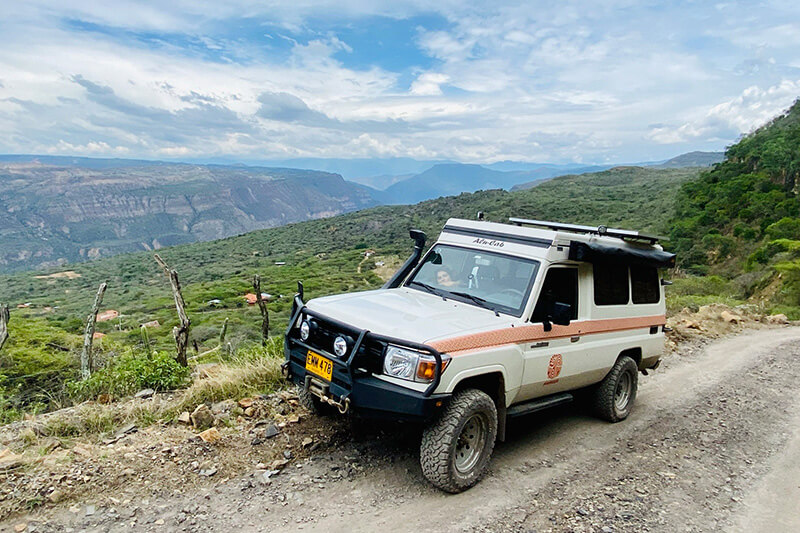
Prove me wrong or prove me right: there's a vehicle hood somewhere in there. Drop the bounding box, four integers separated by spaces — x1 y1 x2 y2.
305 287 514 345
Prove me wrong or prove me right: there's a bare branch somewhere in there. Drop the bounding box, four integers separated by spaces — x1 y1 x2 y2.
81 282 107 379
154 254 190 366
153 253 170 275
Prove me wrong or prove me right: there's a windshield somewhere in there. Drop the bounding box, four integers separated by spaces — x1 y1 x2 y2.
405 244 540 317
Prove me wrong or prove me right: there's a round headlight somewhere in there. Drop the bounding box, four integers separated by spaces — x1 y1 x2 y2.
299 320 310 341
333 336 348 357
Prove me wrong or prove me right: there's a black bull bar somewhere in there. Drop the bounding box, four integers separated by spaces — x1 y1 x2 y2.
282 293 444 400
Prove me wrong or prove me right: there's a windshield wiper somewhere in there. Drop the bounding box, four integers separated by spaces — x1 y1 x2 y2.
448 291 500 315
409 281 441 295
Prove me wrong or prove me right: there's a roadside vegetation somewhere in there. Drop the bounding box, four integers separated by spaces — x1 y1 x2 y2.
670 99 800 318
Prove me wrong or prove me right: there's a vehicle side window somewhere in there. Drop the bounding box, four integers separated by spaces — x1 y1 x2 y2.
593 264 629 305
531 268 578 322
631 265 660 304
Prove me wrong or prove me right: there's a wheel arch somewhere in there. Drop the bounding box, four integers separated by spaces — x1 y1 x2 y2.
449 368 508 442
619 347 642 367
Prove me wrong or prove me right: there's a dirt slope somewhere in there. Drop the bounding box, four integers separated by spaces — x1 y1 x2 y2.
5 327 800 532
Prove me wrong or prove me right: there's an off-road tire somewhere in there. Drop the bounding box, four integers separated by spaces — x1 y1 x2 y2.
420 388 497 493
297 385 330 415
592 356 638 422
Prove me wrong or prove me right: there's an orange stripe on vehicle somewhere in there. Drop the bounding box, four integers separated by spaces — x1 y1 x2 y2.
429 315 665 354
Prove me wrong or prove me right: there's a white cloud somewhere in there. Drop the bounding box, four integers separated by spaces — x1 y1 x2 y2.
646 80 800 144
410 73 450 95
46 140 130 155
0 1 799 163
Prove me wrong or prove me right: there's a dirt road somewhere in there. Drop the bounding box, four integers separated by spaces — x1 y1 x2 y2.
10 328 800 532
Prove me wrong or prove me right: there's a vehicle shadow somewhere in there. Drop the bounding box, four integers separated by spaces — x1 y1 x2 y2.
333 400 604 471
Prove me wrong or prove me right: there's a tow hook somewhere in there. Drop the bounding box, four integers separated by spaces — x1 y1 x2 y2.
280 361 290 378
321 394 351 414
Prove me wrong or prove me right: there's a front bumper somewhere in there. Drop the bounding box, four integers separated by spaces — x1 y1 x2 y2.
283 293 449 422
285 358 448 421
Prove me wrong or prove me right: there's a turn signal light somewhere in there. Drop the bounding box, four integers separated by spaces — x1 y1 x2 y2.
416 358 450 381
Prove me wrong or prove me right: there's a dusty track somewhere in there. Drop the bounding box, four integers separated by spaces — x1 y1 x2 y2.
8 328 800 532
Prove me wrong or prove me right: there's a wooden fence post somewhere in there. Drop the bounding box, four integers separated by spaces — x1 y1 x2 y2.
0 304 9 353
81 283 107 379
219 317 229 346
154 254 190 367
253 275 270 346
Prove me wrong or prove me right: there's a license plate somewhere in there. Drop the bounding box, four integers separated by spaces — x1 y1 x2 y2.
305 350 333 381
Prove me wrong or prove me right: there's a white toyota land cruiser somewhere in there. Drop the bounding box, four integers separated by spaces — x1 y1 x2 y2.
283 217 675 492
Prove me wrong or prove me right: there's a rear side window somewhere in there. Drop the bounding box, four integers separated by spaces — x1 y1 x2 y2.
532 268 579 321
631 266 660 304
593 264 629 305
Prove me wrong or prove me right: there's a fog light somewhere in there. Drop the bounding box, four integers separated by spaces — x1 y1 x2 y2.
333 336 348 357
300 320 310 341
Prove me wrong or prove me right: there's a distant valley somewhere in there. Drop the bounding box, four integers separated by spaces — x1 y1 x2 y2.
0 158 376 272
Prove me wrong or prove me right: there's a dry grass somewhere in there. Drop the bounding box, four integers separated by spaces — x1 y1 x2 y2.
177 346 286 413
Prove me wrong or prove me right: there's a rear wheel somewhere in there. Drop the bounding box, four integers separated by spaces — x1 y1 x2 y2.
420 388 497 493
592 356 638 422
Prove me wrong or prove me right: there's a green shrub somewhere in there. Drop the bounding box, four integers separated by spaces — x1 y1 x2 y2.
747 238 800 267
765 217 800 241
669 275 735 297
68 350 190 401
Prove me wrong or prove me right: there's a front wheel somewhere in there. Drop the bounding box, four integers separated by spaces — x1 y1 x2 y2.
420 388 497 493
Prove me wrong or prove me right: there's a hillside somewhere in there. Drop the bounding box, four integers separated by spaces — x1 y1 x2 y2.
670 99 800 311
655 151 724 168
0 160 377 272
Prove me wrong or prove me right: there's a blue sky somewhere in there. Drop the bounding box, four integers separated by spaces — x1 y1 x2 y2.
0 1 799 165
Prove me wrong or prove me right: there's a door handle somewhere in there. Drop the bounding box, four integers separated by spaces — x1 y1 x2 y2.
570 336 580 343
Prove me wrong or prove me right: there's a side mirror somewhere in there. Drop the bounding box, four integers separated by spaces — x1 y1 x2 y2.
551 302 572 326
541 301 571 332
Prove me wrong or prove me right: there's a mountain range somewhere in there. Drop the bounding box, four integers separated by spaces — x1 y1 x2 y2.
0 151 721 272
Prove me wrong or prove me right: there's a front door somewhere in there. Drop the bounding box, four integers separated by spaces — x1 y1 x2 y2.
518 266 583 400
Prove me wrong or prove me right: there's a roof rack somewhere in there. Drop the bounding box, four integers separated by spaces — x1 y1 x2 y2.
508 217 666 244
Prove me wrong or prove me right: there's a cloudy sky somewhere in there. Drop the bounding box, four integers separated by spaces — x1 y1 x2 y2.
1 0 798 165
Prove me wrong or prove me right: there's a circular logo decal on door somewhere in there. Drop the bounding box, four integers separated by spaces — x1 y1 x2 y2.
547 354 563 379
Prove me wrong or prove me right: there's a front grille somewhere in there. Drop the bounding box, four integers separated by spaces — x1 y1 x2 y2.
354 339 386 375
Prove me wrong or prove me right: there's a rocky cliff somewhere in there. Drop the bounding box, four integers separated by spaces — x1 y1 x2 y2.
0 160 378 271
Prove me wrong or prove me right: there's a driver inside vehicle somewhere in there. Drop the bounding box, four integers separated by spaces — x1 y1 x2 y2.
436 267 462 287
